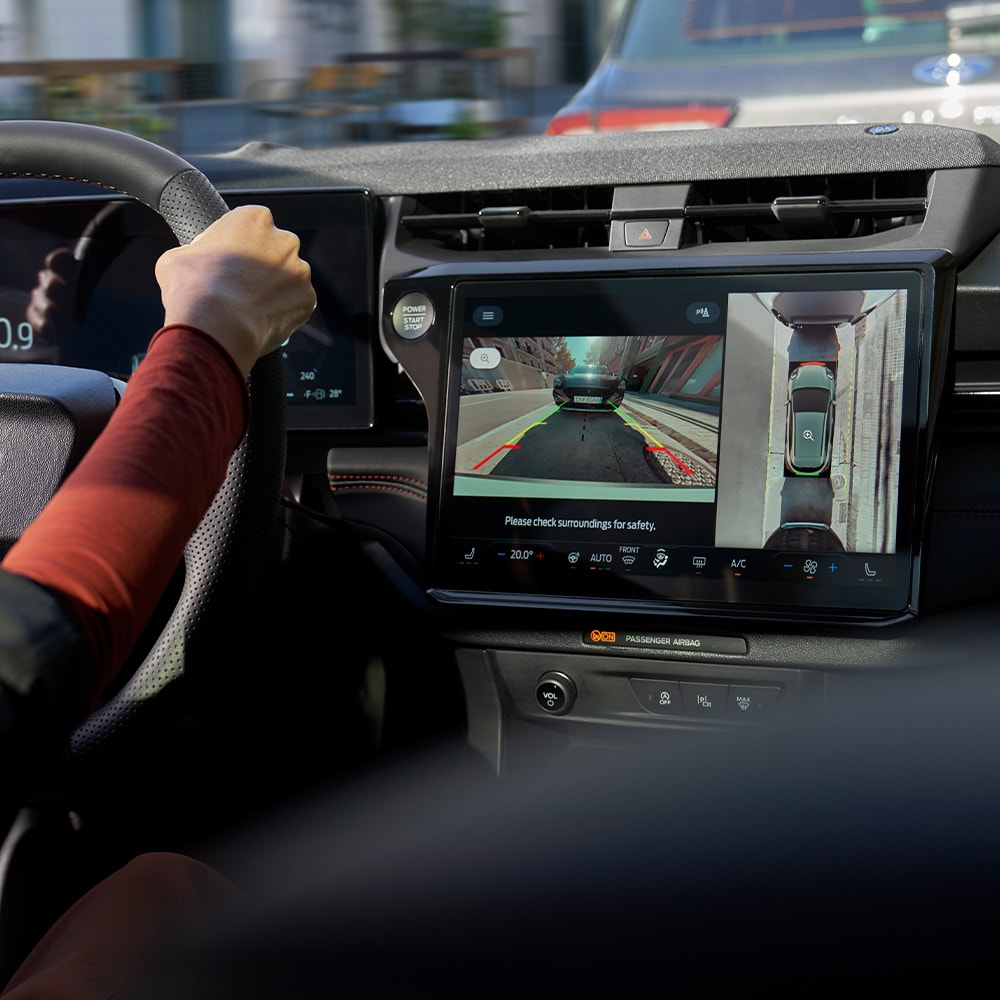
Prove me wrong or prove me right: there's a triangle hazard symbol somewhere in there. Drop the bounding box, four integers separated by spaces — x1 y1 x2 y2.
638 227 653 241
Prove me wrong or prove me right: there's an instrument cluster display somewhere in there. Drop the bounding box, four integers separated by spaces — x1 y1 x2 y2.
0 189 373 430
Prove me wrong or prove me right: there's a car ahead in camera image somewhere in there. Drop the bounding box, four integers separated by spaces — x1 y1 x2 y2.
547 0 1000 139
552 363 626 409
785 362 836 476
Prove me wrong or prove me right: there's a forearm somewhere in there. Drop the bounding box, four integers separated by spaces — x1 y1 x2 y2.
1 325 249 695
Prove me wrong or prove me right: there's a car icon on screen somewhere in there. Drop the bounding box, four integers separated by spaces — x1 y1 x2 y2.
785 362 835 476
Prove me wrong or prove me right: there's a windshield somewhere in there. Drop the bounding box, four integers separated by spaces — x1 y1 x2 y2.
617 1 951 61
791 387 831 412
6 0 1000 153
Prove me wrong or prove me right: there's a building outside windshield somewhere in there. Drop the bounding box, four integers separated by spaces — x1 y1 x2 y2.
4 1 1000 153
0 0 619 154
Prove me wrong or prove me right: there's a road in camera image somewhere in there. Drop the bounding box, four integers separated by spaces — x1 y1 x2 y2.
454 334 721 496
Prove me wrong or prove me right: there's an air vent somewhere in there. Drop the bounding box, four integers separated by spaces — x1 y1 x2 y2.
682 172 929 244
399 187 614 253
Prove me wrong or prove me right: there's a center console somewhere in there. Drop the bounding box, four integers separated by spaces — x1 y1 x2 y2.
379 250 952 772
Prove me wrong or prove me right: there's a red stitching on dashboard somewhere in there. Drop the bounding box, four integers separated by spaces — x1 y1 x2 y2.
328 483 426 500
328 474 427 488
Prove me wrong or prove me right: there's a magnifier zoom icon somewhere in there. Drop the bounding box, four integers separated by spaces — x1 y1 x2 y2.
470 347 501 369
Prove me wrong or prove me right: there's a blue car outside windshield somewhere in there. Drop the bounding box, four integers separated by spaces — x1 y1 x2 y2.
549 0 1000 139
617 1 949 63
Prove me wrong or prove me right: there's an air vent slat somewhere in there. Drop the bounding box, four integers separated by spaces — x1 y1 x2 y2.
402 208 612 230
683 171 930 244
399 186 614 253
685 198 927 219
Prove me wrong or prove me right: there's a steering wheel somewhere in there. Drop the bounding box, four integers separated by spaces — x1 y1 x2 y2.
0 121 286 764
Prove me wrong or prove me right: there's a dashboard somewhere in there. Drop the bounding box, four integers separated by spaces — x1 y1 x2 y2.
7 121 1000 777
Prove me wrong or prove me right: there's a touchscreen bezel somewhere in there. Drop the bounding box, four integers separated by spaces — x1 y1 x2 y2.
429 267 930 622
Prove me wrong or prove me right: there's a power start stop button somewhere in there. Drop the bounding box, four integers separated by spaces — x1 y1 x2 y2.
391 292 435 340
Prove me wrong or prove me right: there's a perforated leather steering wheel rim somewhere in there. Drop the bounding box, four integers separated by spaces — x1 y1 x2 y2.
0 121 286 762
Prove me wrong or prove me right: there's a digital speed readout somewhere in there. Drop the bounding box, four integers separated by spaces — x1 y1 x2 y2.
0 318 33 352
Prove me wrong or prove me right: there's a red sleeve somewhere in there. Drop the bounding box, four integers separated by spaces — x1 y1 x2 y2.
1 324 250 696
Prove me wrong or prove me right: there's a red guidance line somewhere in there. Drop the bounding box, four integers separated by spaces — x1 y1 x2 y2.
646 446 695 477
473 444 521 471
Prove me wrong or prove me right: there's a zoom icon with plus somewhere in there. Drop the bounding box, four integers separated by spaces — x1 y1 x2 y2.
469 347 501 369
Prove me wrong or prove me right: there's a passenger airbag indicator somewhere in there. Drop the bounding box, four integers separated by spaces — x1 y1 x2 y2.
583 631 747 654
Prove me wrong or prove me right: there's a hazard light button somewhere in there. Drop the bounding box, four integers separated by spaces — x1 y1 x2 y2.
623 221 668 248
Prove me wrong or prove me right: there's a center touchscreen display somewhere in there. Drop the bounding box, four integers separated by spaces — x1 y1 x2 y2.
432 271 924 617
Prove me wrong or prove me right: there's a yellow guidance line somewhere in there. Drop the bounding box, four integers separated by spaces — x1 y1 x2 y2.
504 402 566 447
610 403 667 450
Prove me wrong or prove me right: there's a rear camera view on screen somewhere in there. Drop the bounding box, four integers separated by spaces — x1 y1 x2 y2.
455 332 720 502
